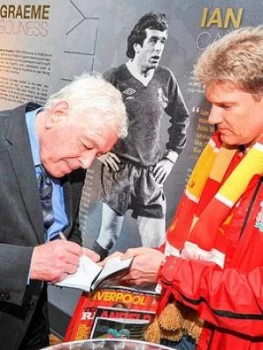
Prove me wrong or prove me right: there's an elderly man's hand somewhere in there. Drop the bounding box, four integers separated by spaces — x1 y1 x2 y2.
120 247 165 286
30 240 83 283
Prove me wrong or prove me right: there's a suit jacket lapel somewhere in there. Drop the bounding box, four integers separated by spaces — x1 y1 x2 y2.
6 104 45 244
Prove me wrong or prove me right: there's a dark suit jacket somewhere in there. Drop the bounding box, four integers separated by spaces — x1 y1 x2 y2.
0 103 85 349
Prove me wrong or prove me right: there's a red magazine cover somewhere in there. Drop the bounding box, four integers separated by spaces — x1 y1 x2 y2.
64 286 159 341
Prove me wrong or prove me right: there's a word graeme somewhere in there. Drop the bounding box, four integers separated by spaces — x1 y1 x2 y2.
0 5 50 20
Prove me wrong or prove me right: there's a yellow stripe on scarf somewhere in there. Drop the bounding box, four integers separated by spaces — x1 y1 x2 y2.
209 145 236 182
186 140 217 201
218 146 263 206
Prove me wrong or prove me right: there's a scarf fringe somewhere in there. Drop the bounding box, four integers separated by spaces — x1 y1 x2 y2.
144 303 203 344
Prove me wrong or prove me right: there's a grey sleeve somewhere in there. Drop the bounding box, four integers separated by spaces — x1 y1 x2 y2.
165 73 189 155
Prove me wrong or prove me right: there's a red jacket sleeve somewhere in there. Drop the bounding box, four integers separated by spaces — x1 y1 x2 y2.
160 256 263 337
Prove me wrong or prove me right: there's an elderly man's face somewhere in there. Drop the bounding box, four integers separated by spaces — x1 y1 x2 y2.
135 28 168 71
206 82 263 146
39 107 118 177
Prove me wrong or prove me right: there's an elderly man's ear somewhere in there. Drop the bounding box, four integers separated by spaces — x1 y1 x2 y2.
46 101 69 128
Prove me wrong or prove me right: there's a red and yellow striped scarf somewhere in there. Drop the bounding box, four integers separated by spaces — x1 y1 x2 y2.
166 131 263 267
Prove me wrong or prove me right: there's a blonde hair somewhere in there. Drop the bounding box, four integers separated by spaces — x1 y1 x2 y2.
45 72 128 138
195 26 263 95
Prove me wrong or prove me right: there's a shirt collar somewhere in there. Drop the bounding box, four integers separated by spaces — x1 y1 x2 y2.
126 60 154 86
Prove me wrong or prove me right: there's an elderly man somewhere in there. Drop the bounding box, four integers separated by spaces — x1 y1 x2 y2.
92 12 189 259
117 27 263 349
0 73 127 350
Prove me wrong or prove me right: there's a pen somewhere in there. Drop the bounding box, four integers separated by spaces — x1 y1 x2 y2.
59 232 67 241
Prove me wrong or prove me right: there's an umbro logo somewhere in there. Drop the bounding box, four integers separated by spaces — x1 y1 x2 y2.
123 88 136 96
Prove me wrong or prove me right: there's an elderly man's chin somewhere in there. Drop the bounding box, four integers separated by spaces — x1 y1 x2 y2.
44 164 69 178
55 167 73 178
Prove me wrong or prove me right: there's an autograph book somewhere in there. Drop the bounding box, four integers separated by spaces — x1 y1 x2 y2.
55 255 133 292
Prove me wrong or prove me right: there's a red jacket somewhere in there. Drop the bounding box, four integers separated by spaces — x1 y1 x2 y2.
160 176 263 349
